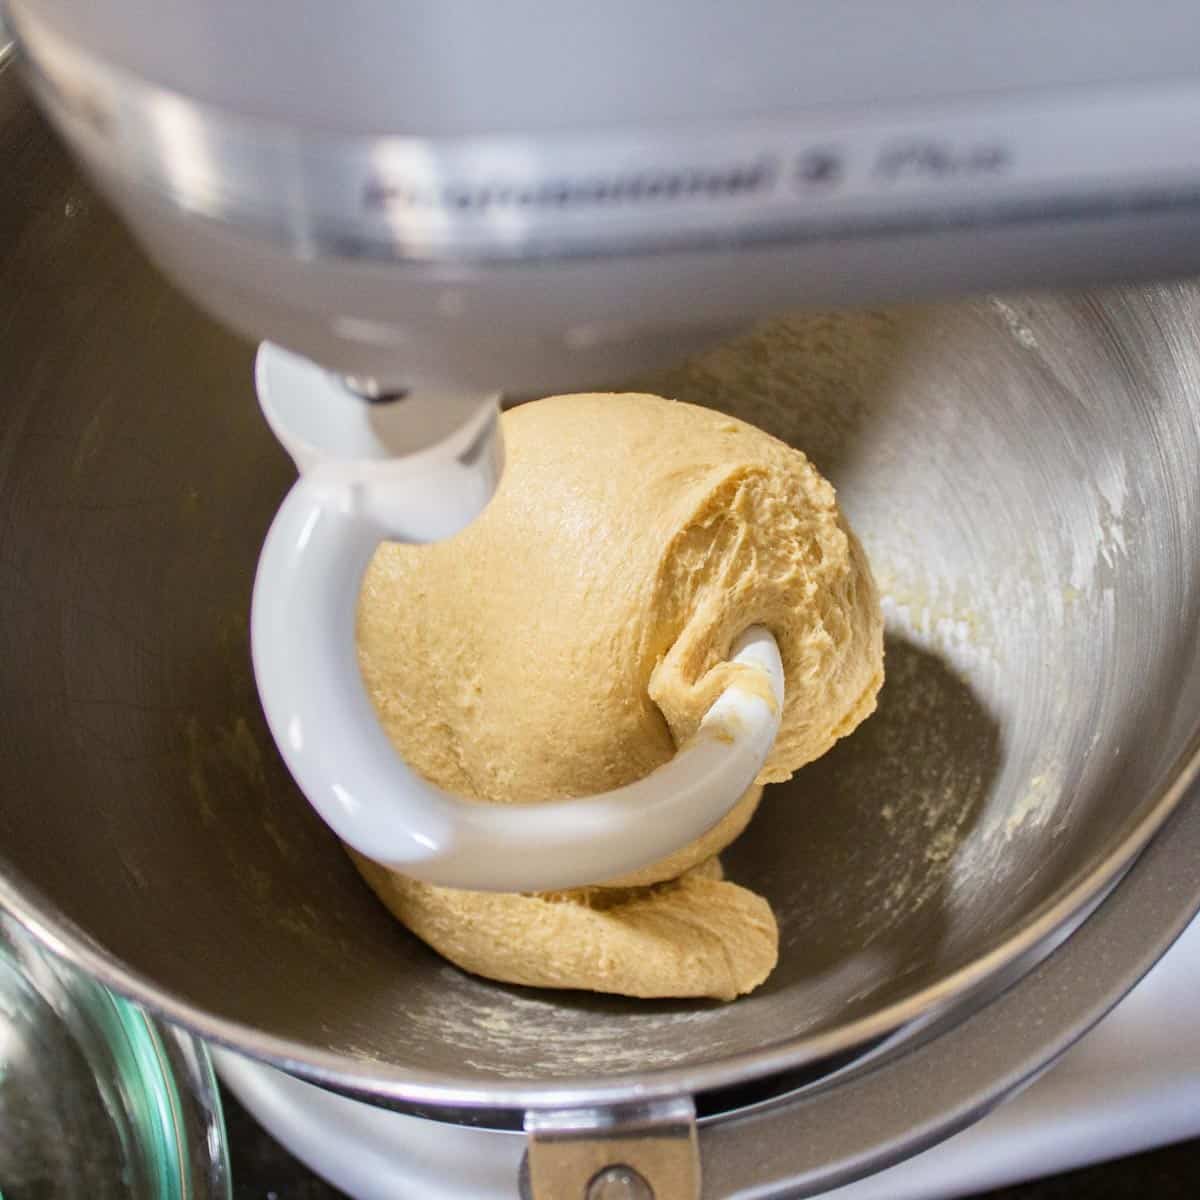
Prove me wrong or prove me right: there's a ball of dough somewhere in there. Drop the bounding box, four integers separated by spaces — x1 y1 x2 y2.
351 853 777 1002
354 392 884 999
358 393 883 804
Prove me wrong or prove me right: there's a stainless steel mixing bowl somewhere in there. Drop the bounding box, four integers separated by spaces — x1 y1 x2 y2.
3 47 1200 1184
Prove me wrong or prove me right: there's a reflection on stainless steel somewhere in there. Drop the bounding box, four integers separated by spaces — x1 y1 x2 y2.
2 38 1200 1169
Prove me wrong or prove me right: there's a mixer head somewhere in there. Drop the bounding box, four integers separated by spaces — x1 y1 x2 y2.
11 0 1200 404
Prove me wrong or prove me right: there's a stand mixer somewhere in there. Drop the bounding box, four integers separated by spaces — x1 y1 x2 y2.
5 3 1200 1197
13 0 1200 889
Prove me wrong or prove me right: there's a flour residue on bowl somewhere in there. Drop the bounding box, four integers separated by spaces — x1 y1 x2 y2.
1004 768 1060 841
397 971 731 1078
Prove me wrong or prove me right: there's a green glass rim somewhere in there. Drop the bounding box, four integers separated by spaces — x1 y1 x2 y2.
0 915 231 1199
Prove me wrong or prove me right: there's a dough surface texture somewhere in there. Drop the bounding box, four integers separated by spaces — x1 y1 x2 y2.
352 852 777 1002
354 392 883 999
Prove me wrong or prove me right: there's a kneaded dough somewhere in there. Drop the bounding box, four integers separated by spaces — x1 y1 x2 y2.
351 853 778 1002
354 393 884 999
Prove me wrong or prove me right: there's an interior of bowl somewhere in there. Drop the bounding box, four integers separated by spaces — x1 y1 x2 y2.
3 71 1200 1099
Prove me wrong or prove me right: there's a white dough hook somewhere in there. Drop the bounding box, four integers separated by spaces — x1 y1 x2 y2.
250 343 784 892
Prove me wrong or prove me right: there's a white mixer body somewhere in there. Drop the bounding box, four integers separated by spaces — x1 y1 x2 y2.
10 0 1200 395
